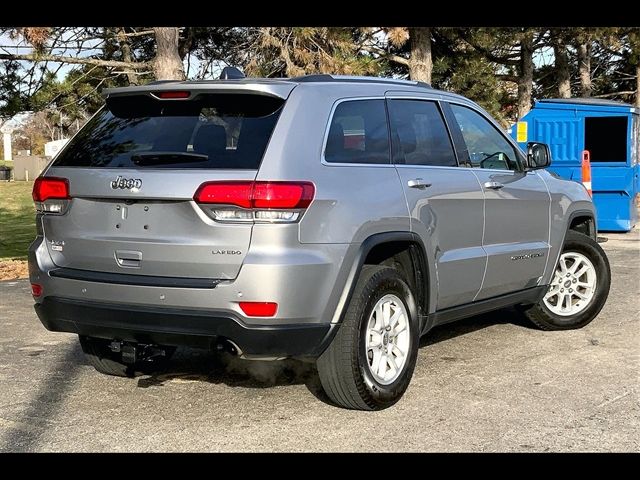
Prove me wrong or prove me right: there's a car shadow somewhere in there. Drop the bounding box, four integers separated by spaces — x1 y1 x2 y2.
136 349 316 389
0 307 536 451
419 306 535 348
0 342 86 452
136 347 340 406
137 307 535 405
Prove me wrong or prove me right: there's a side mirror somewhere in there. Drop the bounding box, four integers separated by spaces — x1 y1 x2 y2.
527 142 551 169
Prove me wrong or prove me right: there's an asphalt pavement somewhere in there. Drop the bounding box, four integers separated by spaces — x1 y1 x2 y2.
0 232 638 452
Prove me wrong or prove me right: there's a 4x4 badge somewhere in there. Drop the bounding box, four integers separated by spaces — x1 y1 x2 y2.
111 176 142 190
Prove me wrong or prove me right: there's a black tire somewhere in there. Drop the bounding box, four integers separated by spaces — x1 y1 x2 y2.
523 231 611 331
316 265 419 410
79 336 175 377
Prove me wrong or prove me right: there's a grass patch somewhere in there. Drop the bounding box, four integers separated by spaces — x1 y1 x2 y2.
0 181 35 260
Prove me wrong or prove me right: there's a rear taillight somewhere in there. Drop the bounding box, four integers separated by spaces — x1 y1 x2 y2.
194 181 315 223
252 182 315 209
31 283 43 297
33 177 71 215
239 302 278 317
33 177 69 202
195 182 254 209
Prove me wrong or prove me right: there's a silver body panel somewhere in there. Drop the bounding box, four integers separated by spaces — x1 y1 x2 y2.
472 170 551 300
31 77 595 338
395 165 485 310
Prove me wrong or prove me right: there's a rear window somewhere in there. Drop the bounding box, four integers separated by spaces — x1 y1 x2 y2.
324 100 390 164
53 93 285 169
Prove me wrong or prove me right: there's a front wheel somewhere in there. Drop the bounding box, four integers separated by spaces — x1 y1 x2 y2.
523 231 611 330
316 265 419 410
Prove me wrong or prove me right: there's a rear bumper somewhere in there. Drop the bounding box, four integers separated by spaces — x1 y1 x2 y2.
29 234 356 327
35 296 337 359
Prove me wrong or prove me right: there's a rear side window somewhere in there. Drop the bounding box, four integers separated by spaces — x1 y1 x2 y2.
53 94 285 169
324 100 390 164
584 116 628 163
388 99 457 167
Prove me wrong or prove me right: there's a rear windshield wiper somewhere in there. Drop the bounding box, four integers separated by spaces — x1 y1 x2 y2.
131 152 209 166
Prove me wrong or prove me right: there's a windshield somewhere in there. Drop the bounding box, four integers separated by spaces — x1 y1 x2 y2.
53 93 285 169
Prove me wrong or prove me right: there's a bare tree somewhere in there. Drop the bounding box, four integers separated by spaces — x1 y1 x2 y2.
0 27 187 82
577 43 592 97
575 31 593 97
244 28 380 77
408 27 432 83
516 32 535 117
116 28 139 85
630 29 640 108
152 27 185 80
461 28 544 118
551 29 571 98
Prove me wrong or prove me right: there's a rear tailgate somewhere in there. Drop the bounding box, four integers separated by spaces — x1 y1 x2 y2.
40 85 293 281
42 168 255 279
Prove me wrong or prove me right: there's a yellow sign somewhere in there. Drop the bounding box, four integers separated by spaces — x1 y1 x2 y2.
516 121 528 143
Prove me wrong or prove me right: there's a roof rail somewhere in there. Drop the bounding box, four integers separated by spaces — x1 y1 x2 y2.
289 74 432 89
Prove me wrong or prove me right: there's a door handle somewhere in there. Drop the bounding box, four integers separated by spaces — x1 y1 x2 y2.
408 178 432 189
483 181 504 190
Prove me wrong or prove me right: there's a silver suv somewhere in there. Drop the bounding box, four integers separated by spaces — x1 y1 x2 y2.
29 74 611 410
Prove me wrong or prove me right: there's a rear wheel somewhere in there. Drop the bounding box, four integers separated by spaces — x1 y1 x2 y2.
523 231 610 330
316 265 419 410
79 336 175 377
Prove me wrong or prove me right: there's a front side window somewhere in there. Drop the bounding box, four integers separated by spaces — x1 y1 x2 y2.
388 99 457 167
450 104 520 171
324 99 390 164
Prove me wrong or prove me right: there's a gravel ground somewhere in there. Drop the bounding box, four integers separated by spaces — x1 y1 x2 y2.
0 231 637 452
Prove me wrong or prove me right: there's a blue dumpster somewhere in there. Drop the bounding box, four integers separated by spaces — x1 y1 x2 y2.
511 98 639 232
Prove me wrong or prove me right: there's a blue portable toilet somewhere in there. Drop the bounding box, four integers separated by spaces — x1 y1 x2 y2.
511 98 639 232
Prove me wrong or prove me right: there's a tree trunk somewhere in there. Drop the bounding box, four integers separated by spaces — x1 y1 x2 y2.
517 34 534 119
117 28 138 86
552 30 571 98
152 27 185 81
408 27 432 83
636 62 640 108
577 42 592 97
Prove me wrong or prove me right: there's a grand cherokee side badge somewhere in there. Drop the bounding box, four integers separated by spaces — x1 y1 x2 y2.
111 176 142 190
511 252 544 261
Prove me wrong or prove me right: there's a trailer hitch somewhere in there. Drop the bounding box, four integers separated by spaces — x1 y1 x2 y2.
109 340 170 364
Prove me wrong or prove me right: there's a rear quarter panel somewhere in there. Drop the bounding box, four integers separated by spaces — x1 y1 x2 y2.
255 84 413 322
256 84 410 244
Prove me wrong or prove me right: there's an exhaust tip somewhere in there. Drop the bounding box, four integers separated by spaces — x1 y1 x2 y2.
215 338 241 356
